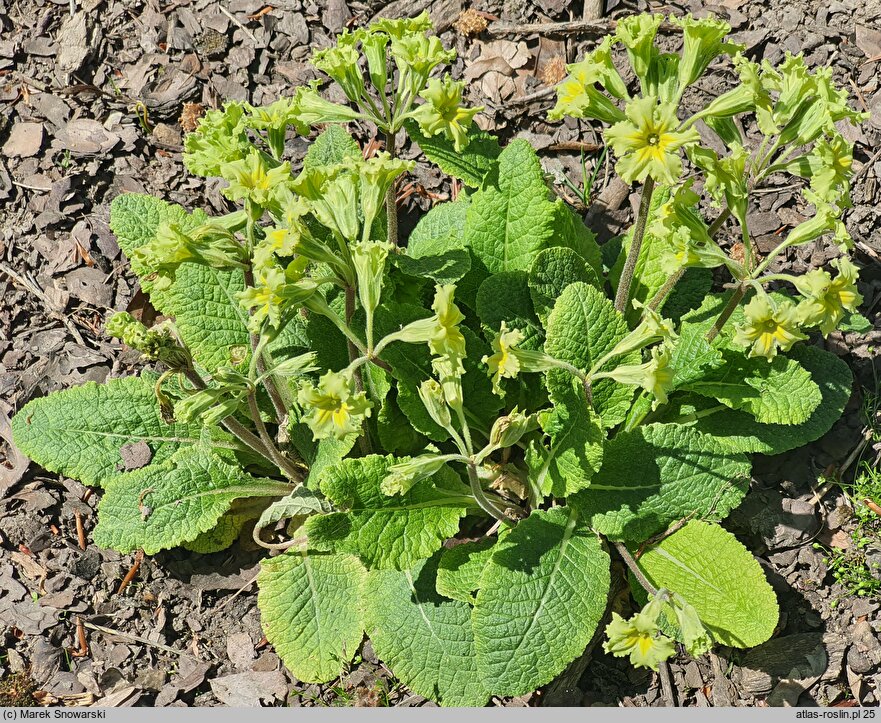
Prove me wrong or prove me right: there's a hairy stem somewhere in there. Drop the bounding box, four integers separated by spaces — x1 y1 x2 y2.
705 284 746 343
613 541 658 597
181 369 273 464
614 177 655 313
345 285 371 455
243 270 288 427
648 206 733 312
706 207 731 238
467 462 514 524
647 270 683 311
385 130 399 247
247 391 302 482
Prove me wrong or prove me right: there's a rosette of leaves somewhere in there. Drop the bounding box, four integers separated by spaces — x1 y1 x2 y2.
10 14 866 707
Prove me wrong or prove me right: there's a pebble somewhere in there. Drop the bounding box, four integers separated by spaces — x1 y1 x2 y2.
3 122 44 157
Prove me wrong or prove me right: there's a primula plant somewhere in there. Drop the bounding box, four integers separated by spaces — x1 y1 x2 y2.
12 12 869 706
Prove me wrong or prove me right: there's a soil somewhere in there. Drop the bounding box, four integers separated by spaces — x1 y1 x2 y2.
1 0 880 708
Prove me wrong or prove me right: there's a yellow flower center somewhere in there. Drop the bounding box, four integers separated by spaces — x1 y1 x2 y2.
332 403 352 428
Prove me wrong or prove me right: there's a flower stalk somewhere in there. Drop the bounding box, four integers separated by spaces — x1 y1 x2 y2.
615 176 655 313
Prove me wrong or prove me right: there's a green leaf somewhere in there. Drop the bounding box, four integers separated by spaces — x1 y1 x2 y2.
109 193 207 308
436 538 497 604
676 345 852 455
549 200 603 279
683 351 821 425
111 193 301 373
571 424 751 542
377 391 427 456
362 552 490 707
473 507 610 697
307 455 471 569
306 436 357 488
464 140 556 274
183 512 247 553
406 197 470 258
391 248 471 285
476 271 543 349
302 125 361 170
10 374 224 488
93 447 292 554
608 187 672 323
535 386 604 497
528 247 601 323
544 282 638 427
406 120 502 188
636 520 778 648
306 311 351 373
662 268 713 323
168 265 254 372
671 316 724 388
258 551 366 683
254 487 330 541
839 311 872 333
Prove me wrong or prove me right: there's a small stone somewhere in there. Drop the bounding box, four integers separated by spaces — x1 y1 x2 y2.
3 123 44 158
70 548 102 580
119 441 153 471
683 661 704 689
151 123 181 149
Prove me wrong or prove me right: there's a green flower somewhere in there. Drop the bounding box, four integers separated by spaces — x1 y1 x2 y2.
548 75 627 125
778 133 853 205
381 454 451 496
549 35 630 123
431 355 464 413
688 54 775 134
600 344 675 409
575 35 630 99
418 378 453 430
351 153 414 232
604 597 677 670
370 11 433 39
645 53 681 105
488 408 537 449
291 164 361 242
246 96 300 133
390 33 456 84
245 96 302 158
483 323 526 395
606 96 700 184
410 76 481 152
671 14 740 99
352 240 393 322
297 370 372 441
359 29 390 95
183 102 250 177
175 387 245 426
481 323 558 396
133 222 248 289
292 82 365 128
610 304 678 358
221 150 292 207
785 189 850 249
615 13 664 93
237 266 289 332
106 311 149 350
252 226 298 273
795 257 863 336
658 226 728 275
733 294 807 359
312 31 365 103
688 142 749 227
428 284 467 368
